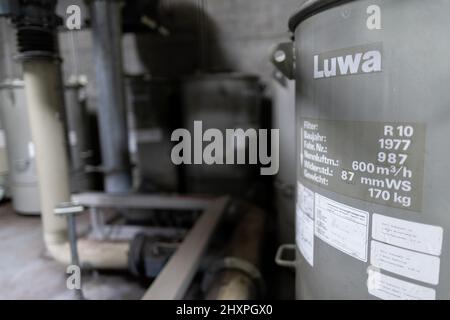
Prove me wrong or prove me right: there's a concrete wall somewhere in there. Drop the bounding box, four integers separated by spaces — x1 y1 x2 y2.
2 0 304 86
56 0 301 84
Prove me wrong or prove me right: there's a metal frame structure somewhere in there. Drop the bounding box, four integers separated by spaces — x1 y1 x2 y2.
142 196 230 300
72 192 215 241
73 192 230 299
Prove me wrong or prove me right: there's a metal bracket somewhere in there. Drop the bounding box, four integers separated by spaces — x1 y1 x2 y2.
271 42 295 81
54 202 85 216
275 244 297 269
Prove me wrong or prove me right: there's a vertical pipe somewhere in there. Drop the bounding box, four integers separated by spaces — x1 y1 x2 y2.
90 0 131 193
22 58 70 245
22 57 130 269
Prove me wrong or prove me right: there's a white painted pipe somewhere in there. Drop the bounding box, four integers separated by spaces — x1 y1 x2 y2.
23 58 129 269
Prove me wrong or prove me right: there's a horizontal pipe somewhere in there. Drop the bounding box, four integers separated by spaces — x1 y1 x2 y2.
47 239 129 269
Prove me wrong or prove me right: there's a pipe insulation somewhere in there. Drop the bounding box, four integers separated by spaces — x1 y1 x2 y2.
23 58 129 269
23 59 70 246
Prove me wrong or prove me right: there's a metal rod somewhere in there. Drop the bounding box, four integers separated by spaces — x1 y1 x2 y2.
66 214 84 300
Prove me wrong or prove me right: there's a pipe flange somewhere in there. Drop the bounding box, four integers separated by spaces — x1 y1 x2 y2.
202 256 265 299
14 51 61 62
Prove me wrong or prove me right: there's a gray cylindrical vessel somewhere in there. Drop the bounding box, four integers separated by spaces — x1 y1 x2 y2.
0 80 40 215
291 0 450 299
181 73 264 196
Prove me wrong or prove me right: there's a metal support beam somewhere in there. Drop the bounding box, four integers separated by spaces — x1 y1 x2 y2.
72 192 213 211
87 225 187 242
142 197 230 300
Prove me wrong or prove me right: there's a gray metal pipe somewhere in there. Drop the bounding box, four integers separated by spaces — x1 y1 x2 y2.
90 0 132 193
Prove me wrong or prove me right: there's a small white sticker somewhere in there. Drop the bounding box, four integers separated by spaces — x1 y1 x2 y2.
296 208 314 267
128 130 137 154
298 182 314 219
370 240 440 285
372 214 443 256
296 183 315 266
0 130 5 148
314 194 369 261
69 131 78 147
367 269 435 300
28 142 35 159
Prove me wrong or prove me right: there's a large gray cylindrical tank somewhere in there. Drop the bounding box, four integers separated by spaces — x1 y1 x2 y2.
291 0 450 299
0 80 40 215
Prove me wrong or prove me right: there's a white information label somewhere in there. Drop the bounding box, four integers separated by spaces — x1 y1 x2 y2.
372 214 443 256
367 269 436 300
297 182 314 219
296 208 314 267
128 130 138 154
28 142 35 159
370 240 440 285
0 130 5 148
314 194 369 261
69 131 78 147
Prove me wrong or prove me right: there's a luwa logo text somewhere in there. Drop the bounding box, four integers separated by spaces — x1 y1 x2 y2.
314 43 382 79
